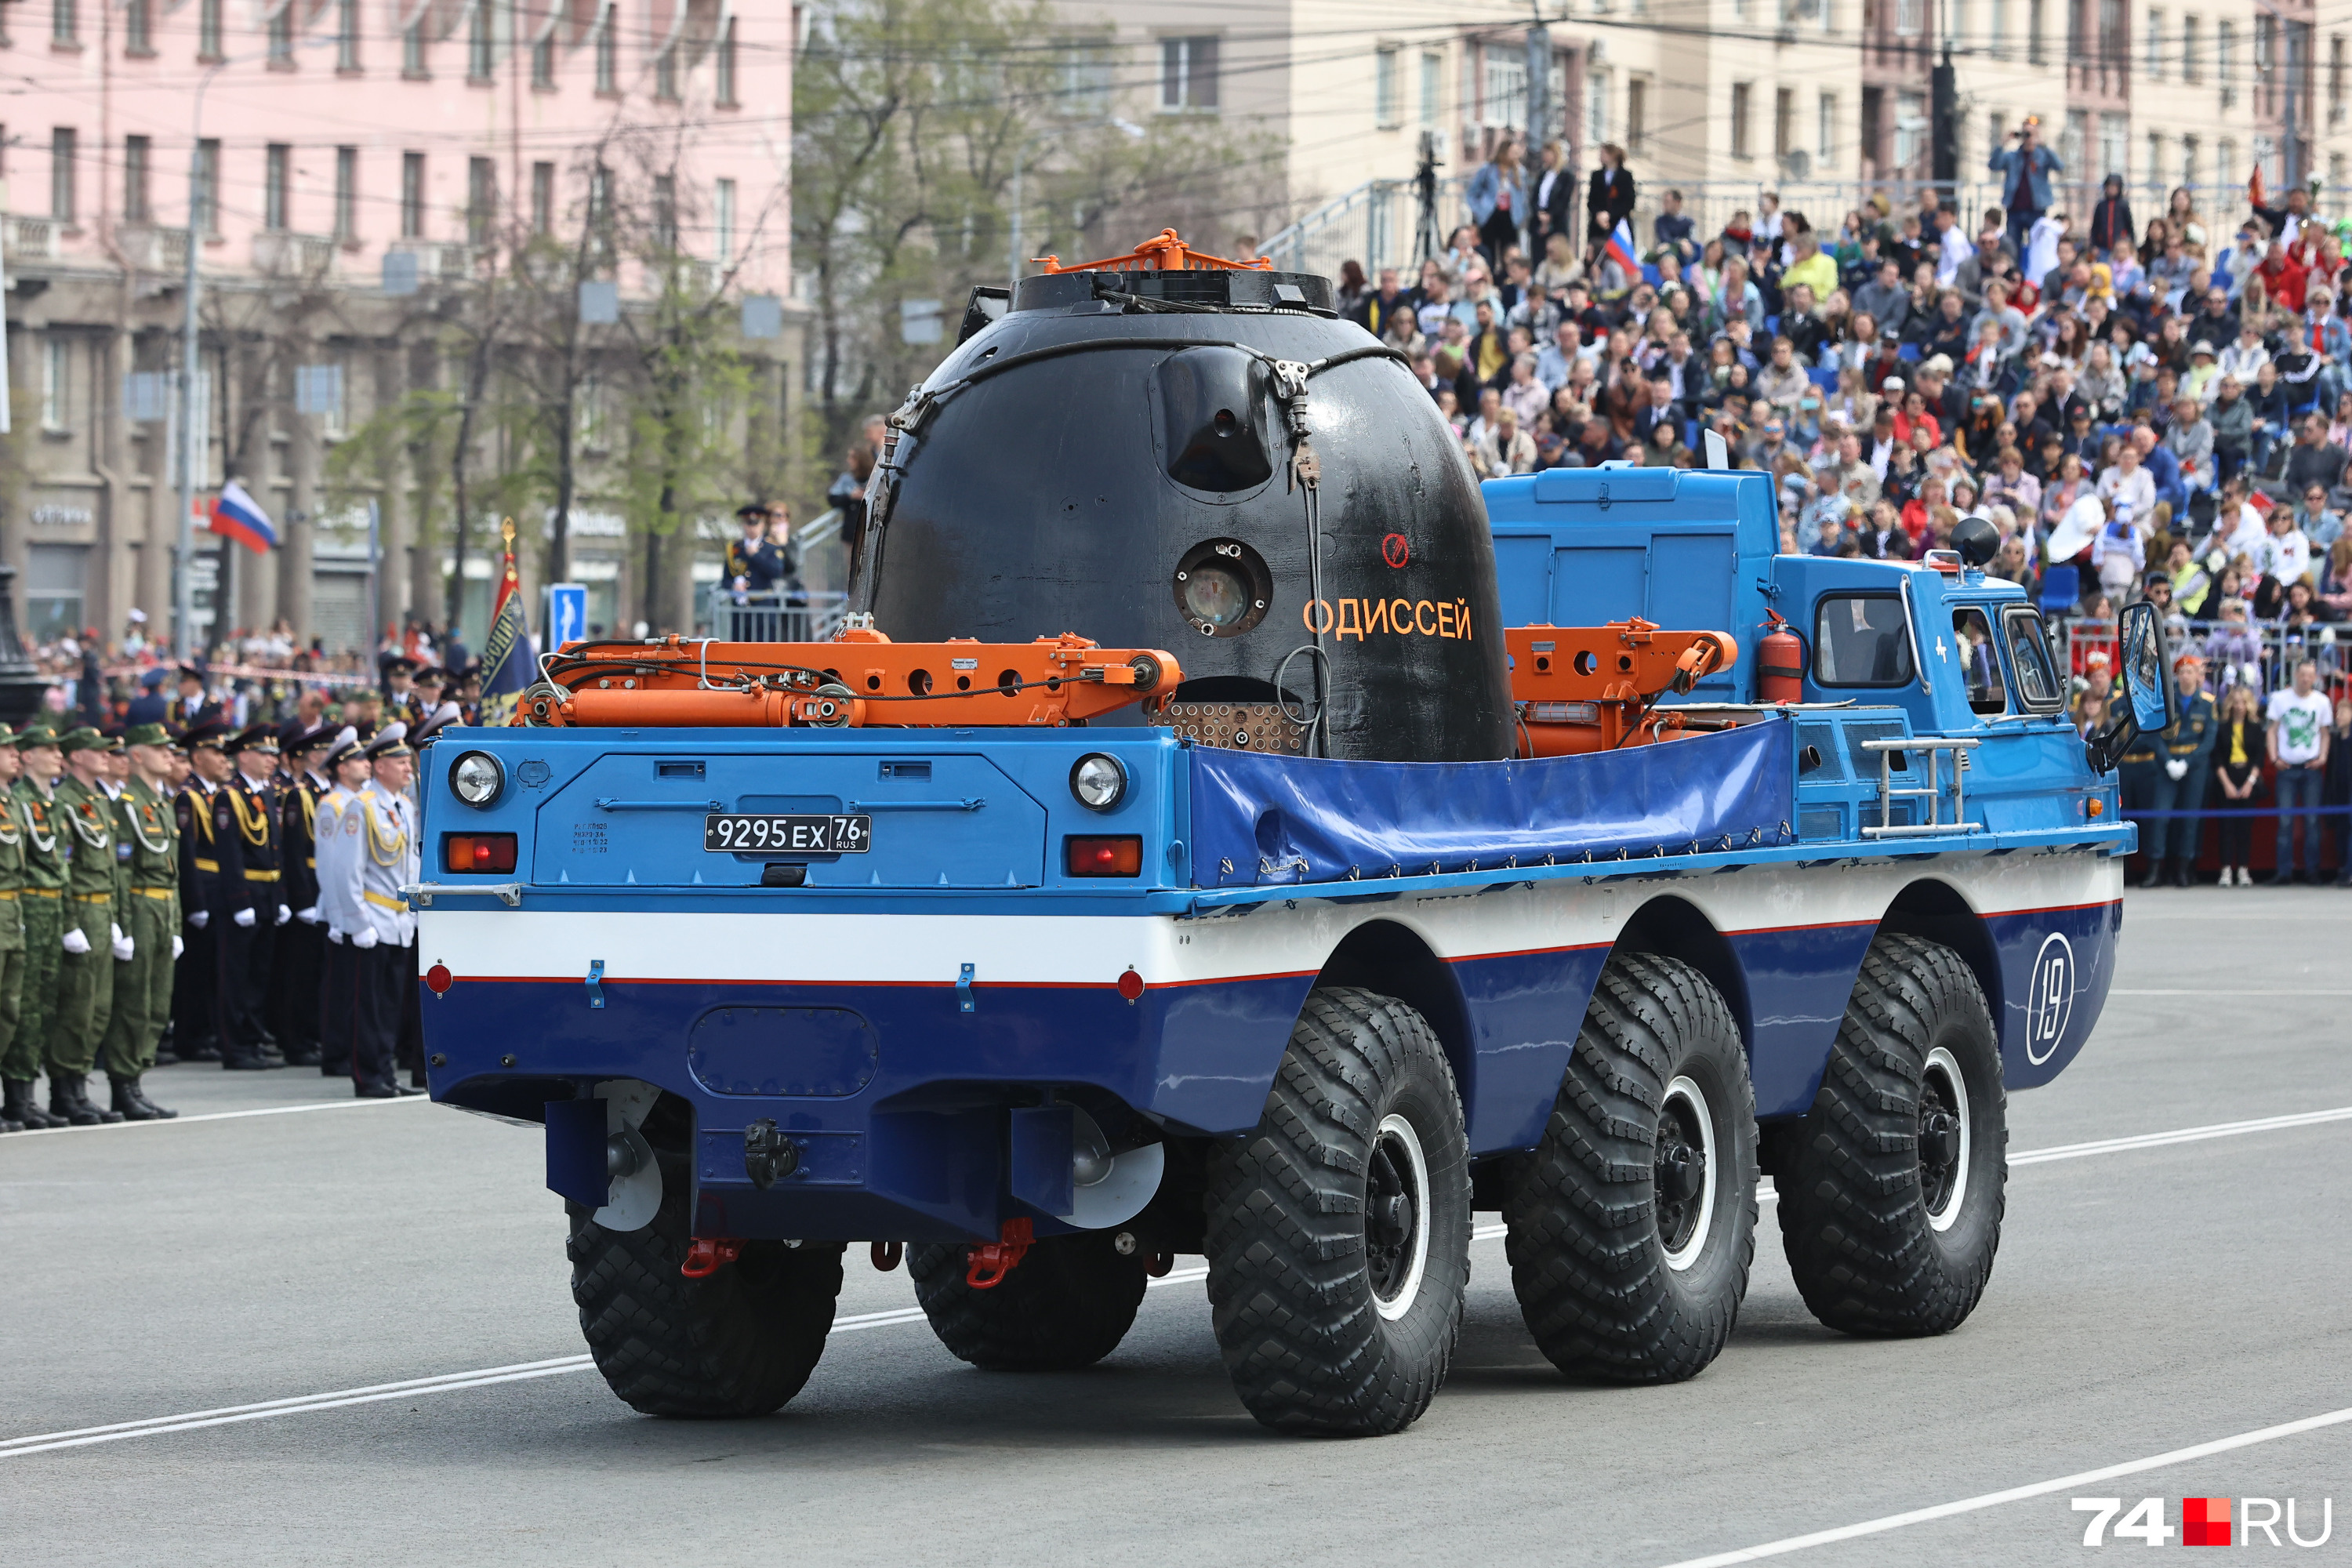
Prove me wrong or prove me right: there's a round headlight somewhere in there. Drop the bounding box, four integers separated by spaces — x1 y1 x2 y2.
1069 753 1127 812
450 750 504 808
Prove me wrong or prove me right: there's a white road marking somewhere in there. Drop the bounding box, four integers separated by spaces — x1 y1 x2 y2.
2110 988 2352 996
1655 1404 2352 1567
5 1094 429 1138
5 1105 2343 1459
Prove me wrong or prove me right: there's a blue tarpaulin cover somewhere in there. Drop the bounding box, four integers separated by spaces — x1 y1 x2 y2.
1188 720 1795 886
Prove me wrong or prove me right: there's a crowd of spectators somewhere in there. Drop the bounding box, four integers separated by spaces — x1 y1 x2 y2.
1333 158 2352 880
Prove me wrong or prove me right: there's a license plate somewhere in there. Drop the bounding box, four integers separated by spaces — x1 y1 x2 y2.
703 814 872 854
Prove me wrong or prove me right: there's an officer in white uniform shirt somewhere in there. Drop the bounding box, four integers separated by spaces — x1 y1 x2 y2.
310 728 368 1082
340 724 421 1098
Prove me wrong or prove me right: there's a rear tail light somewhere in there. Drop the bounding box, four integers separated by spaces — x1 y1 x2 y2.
1065 835 1142 877
443 833 517 874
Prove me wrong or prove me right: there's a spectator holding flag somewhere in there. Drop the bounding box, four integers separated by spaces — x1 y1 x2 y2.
1586 144 1636 261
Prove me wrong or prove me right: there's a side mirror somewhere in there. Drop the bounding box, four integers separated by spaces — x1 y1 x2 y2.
2086 601 2176 774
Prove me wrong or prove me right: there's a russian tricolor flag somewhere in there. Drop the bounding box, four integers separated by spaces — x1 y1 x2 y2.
207 480 277 555
1604 219 1640 278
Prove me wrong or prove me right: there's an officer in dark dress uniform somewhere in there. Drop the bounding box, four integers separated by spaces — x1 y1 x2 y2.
213 726 292 1069
170 721 233 1064
276 724 337 1071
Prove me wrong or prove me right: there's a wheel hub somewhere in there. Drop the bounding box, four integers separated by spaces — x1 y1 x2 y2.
1365 1114 1432 1320
1655 1076 1718 1271
1919 1046 1973 1232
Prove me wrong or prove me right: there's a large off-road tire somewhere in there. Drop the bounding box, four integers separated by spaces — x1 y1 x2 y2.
1774 933 2008 1337
906 1230 1149 1370
1203 986 1472 1436
567 1153 844 1417
1502 952 1759 1384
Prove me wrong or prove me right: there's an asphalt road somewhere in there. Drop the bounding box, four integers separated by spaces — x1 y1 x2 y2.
4 887 2347 1566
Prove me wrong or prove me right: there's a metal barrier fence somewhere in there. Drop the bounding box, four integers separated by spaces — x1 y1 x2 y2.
2059 615 2349 698
706 590 850 644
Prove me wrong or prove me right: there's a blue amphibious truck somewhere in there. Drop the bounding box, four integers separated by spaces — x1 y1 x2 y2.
411 463 2166 1436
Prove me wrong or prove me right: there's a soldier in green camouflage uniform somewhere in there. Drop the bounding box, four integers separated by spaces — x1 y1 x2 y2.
10 722 108 1123
0 725 57 1131
47 728 126 1124
97 722 180 1119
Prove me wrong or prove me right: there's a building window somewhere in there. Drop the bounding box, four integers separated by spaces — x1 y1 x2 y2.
654 42 677 100
1820 92 1838 165
714 176 735 263
715 16 737 104
2061 108 2086 177
2216 138 2235 193
531 161 554 233
2100 112 2129 183
2332 34 2346 123
268 2 291 63
1990 0 2006 55
468 0 492 80
1896 89 1927 169
1628 77 1648 152
1419 51 1441 127
2099 0 2124 70
198 0 221 57
2256 13 2274 89
52 0 74 45
401 151 424 238
1374 46 1400 129
1774 86 1795 158
42 339 67 431
2180 133 2199 188
1895 0 1922 34
532 34 554 86
1160 36 1218 111
2147 129 2165 190
652 172 676 250
1054 38 1111 114
1587 69 1609 143
194 138 219 232
339 0 358 68
2147 8 2162 74
2029 0 2046 62
2181 14 2199 81
334 146 356 238
2219 20 2235 105
403 18 425 74
1731 82 1752 159
2332 151 2347 198
124 135 150 222
264 143 289 229
49 127 73 222
466 156 495 246
126 0 151 53
594 4 616 92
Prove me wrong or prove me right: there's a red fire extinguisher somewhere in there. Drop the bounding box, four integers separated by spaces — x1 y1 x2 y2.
1759 611 1804 705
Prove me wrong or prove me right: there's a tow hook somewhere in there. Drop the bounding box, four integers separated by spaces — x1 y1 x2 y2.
871 1240 904 1272
743 1119 800 1189
964 1218 1035 1289
681 1237 744 1278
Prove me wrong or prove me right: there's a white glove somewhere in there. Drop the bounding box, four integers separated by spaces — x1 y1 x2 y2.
112 931 134 960
189 909 209 930
296 905 321 924
352 927 380 950
111 922 124 944
171 935 184 960
233 907 257 928
2165 758 2189 780
327 927 344 946
276 904 292 926
61 927 90 955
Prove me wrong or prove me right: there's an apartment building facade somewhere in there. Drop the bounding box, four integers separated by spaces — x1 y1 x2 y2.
2 0 792 652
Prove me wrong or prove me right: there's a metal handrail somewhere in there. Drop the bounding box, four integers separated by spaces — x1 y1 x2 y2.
1859 735 1982 838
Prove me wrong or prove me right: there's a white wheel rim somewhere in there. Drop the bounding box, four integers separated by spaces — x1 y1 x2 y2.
1660 1076 1718 1272
1370 1112 1432 1321
1923 1046 1973 1232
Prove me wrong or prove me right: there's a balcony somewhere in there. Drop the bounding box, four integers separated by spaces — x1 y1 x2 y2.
9 216 61 263
387 239 481 286
117 224 191 275
252 230 339 278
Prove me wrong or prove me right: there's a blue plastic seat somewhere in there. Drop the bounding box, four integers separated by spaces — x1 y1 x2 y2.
2038 563 2080 612
1807 366 1839 390
1898 343 1922 362
1641 263 1662 287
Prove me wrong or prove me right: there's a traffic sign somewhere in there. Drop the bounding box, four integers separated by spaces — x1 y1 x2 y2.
546 583 588 648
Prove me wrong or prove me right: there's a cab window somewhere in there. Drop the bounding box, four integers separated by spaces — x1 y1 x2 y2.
2002 606 2066 713
1951 607 2007 715
1813 593 1915 688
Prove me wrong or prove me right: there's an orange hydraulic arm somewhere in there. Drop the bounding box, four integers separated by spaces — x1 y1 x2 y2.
522 627 1182 729
1508 619 1740 757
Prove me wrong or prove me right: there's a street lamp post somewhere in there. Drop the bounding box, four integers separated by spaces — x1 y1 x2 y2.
173 61 227 663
